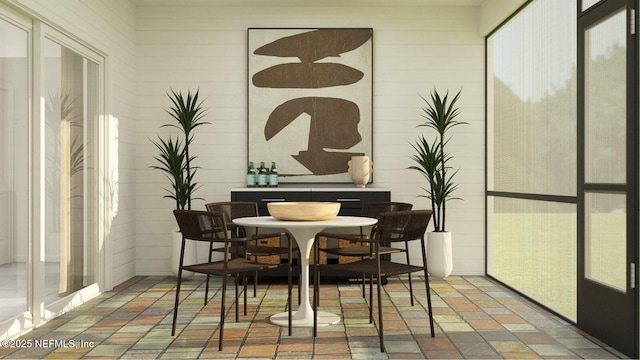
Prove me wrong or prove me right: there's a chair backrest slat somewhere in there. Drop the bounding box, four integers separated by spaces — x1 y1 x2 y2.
372 210 432 242
206 201 258 222
360 202 413 219
173 209 228 242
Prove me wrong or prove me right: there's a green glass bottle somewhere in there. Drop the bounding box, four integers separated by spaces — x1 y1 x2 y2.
257 161 268 187
246 161 256 188
269 161 278 187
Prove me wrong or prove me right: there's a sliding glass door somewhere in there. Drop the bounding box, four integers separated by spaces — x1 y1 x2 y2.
42 35 99 305
0 14 29 325
0 4 105 339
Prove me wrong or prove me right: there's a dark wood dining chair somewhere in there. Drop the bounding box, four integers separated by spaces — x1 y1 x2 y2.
313 209 435 352
172 209 293 350
315 201 413 303
205 201 300 302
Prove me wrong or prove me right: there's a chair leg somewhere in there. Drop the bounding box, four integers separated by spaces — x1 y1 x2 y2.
288 247 293 336
315 272 321 308
312 241 320 337
407 273 415 306
253 270 258 297
219 274 228 351
205 274 210 306
424 270 435 337
171 269 183 336
235 274 240 322
313 260 318 337
244 274 248 316
367 275 372 323
405 242 414 306
206 243 213 306
297 249 302 305
376 273 385 352
313 249 319 308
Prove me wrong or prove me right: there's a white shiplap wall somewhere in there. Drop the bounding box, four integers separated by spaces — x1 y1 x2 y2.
7 0 138 287
135 4 486 275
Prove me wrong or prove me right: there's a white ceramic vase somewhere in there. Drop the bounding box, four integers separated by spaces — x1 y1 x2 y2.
348 155 372 188
172 231 196 279
427 231 453 278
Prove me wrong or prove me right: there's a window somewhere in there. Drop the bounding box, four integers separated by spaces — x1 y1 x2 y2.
486 0 578 320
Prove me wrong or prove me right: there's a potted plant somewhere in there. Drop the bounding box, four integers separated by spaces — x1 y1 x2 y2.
151 88 208 276
408 88 465 278
150 136 190 210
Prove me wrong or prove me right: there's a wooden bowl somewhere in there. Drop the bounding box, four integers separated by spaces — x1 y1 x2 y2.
267 202 341 221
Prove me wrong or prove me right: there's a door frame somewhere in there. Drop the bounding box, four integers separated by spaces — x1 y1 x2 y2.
576 0 638 357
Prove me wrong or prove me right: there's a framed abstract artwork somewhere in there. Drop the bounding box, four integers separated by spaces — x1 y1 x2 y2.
248 28 373 183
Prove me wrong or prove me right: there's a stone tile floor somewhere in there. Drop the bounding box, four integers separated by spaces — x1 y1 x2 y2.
0 275 625 359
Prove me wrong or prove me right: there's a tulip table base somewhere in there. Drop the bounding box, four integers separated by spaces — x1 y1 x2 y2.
233 215 378 328
269 241 340 327
270 311 340 327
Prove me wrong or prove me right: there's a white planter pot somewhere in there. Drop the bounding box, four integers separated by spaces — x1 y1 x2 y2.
427 231 453 278
172 231 196 279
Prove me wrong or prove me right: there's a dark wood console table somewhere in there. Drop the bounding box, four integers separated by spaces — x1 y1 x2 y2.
230 187 391 216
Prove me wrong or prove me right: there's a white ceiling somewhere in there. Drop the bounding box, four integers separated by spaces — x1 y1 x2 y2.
132 0 485 7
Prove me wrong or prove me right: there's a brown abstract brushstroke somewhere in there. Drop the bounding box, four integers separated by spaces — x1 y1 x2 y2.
264 97 361 146
293 150 364 175
254 29 372 63
252 63 364 88
264 97 363 175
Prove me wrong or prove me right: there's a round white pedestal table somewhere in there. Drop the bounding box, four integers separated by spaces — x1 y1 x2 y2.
233 215 378 328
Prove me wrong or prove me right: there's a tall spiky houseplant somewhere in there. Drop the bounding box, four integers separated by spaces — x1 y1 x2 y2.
151 89 208 277
163 89 209 210
409 89 465 232
150 136 190 210
151 89 208 210
408 88 466 277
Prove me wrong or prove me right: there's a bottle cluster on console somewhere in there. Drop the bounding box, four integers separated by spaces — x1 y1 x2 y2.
247 161 278 188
